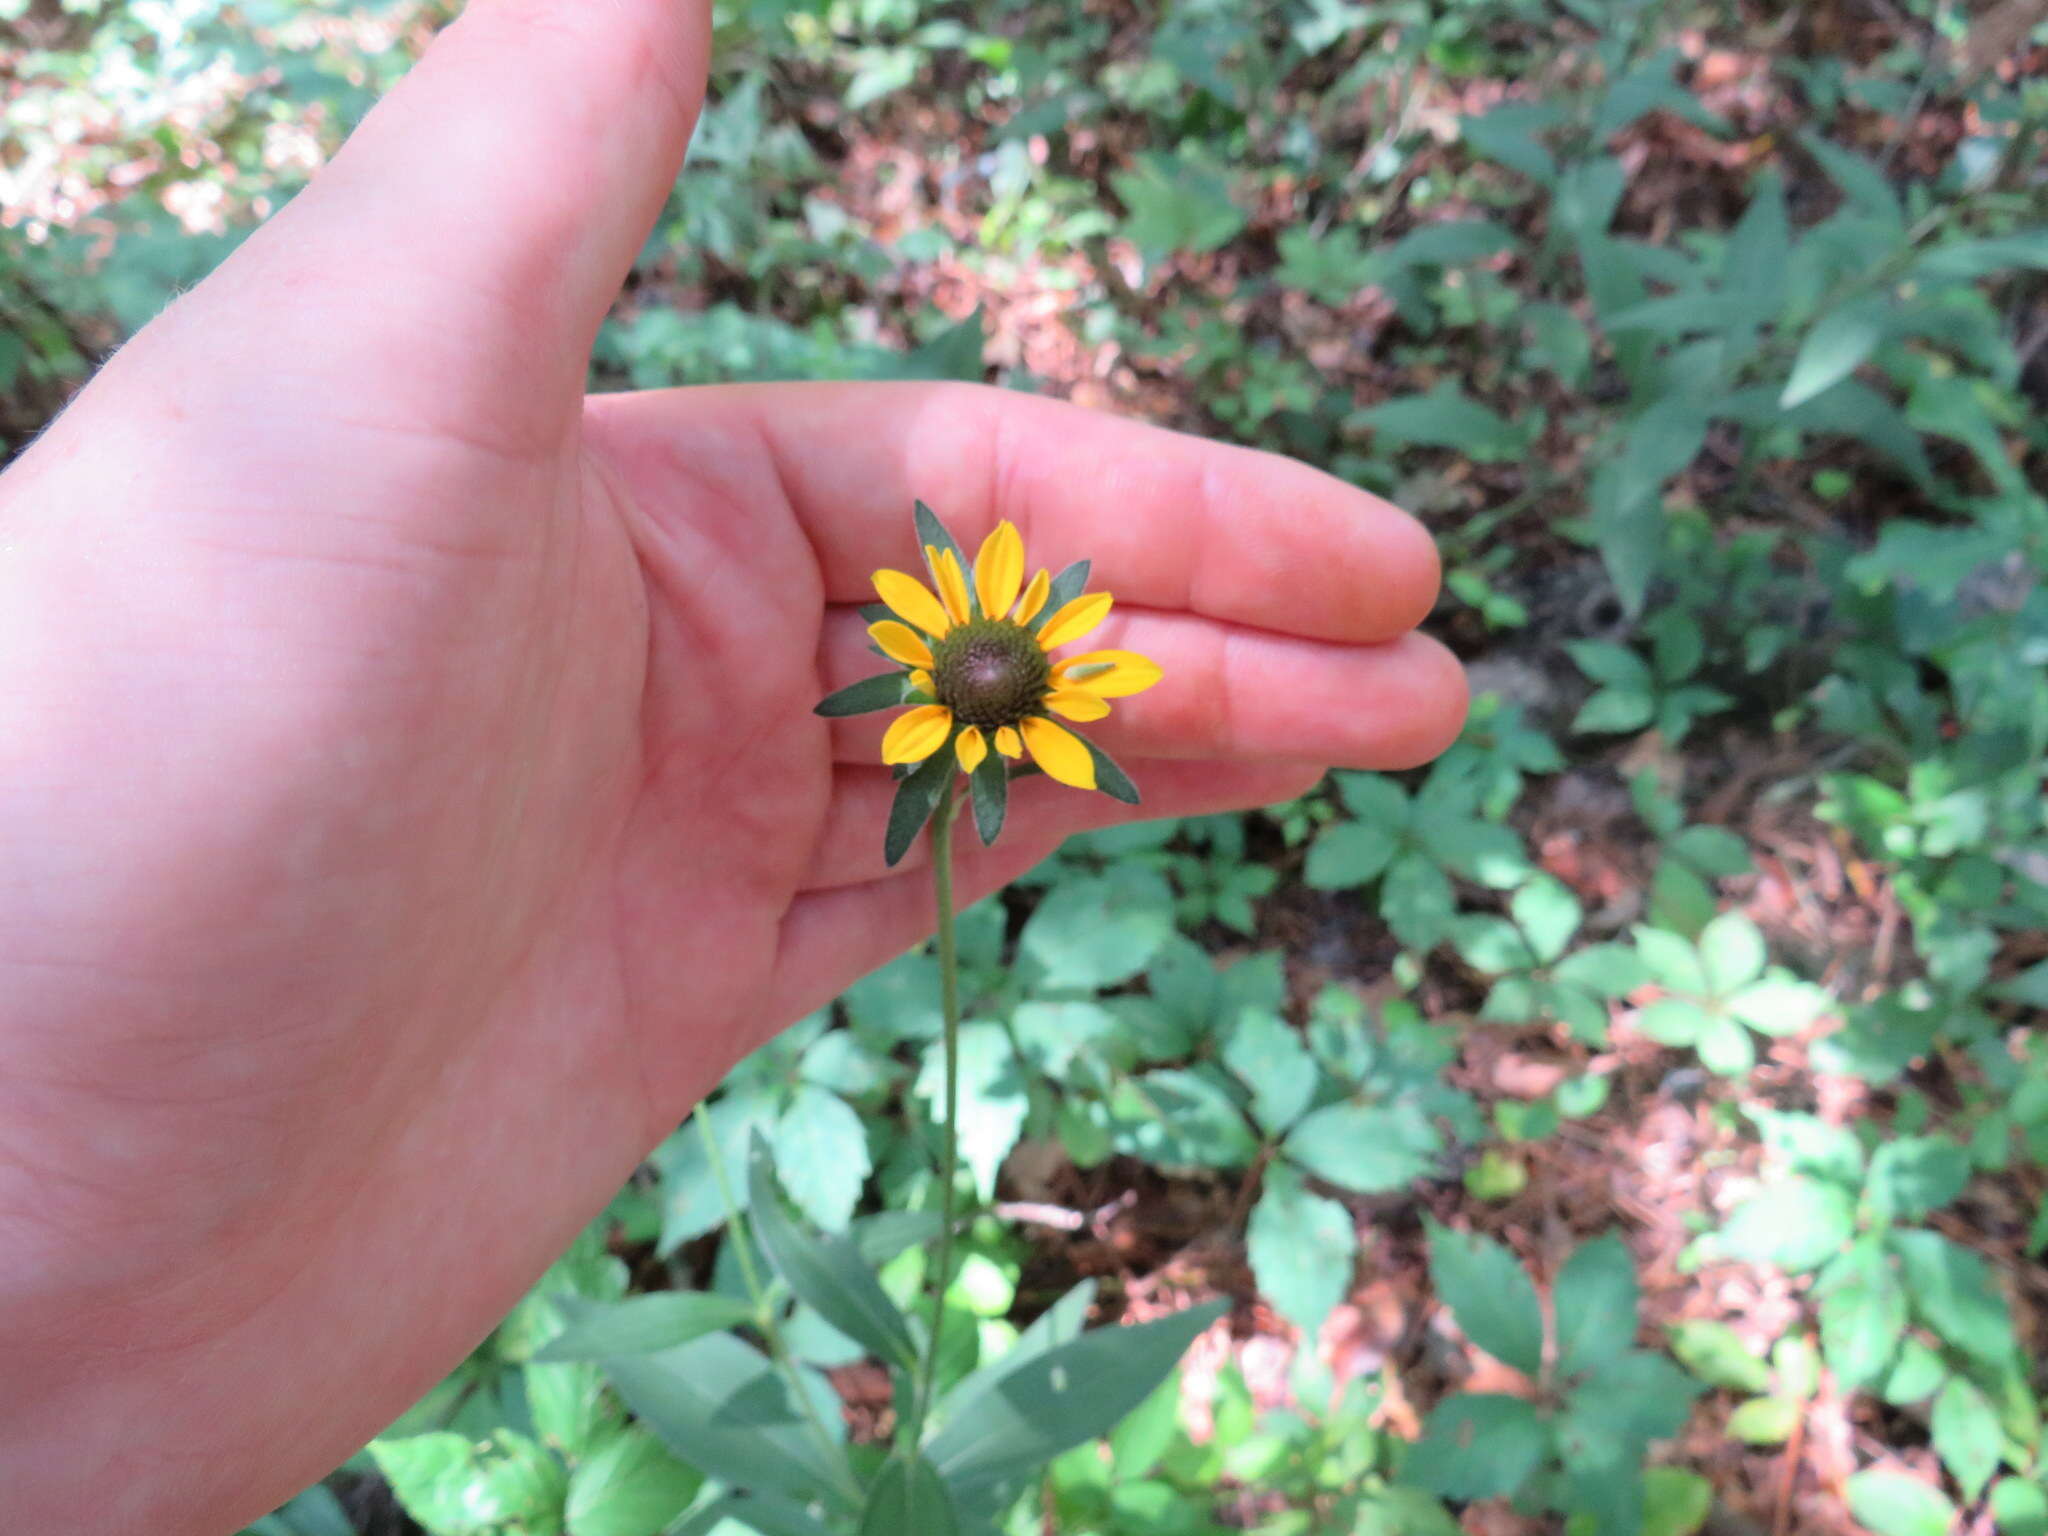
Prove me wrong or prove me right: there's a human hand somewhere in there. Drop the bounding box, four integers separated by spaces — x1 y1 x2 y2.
0 2 1463 1529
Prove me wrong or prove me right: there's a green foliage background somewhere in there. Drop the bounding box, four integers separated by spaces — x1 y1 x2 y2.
7 0 2048 1532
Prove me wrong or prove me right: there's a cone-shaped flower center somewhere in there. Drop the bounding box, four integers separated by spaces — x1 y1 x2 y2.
930 618 1052 729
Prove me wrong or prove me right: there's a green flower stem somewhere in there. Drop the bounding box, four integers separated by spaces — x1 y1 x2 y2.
907 788 963 1451
695 1110 863 1506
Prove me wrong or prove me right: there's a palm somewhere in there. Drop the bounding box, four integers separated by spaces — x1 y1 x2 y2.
0 5 1464 1533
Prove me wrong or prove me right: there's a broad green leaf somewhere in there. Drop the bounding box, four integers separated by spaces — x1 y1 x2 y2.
1333 771 1411 824
1305 821 1401 888
1553 943 1650 997
771 1085 872 1232
1511 875 1581 965
1574 687 1654 734
1633 925 1709 994
1696 1012 1758 1076
1666 1320 1773 1394
747 1134 917 1371
1912 232 2048 280
565 1430 703 1536
1020 867 1175 988
1991 1480 2048 1536
1400 1394 1545 1500
1931 1376 2001 1501
858 1452 959 1536
1635 997 1711 1046
1109 1066 1259 1170
1726 977 1829 1036
1247 1164 1355 1339
1891 1228 2017 1370
1553 1234 1639 1377
1561 1349 1699 1444
1380 852 1457 951
1352 384 1523 461
1845 1472 1957 1536
1425 1223 1544 1377
1222 1008 1319 1134
927 1301 1227 1488
1817 1244 1907 1391
368 1435 498 1535
1285 1101 1440 1195
916 1022 1028 1199
1566 641 1652 693
1781 300 1888 408
1111 151 1247 261
536 1293 756 1363
1641 1468 1714 1536
600 1330 853 1509
1726 1395 1800 1444
1698 912 1766 994
1719 1178 1856 1274
1865 1137 1971 1224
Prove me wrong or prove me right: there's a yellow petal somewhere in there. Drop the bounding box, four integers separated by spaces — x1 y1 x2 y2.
1044 688 1112 722
909 669 934 694
927 545 972 625
881 705 954 765
994 726 1024 759
874 569 953 638
1054 649 1162 699
868 621 934 669
973 521 1025 621
1014 569 1051 625
956 726 988 774
1021 716 1097 789
1037 591 1113 650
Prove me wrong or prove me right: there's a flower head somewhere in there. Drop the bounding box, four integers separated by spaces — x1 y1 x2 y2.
815 502 1162 864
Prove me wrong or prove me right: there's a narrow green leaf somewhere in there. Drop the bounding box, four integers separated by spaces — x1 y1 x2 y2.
927 1301 1227 1487
969 754 1007 846
1781 301 1888 408
815 673 908 718
1667 1320 1773 1393
1028 560 1092 633
536 1292 756 1362
672 1492 839 1536
914 501 977 617
746 1133 919 1372
858 1452 960 1536
884 750 954 868
1425 1223 1545 1377
564 1429 703 1536
1078 733 1141 805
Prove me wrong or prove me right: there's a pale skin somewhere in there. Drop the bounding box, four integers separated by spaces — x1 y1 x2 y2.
0 1 1466 1530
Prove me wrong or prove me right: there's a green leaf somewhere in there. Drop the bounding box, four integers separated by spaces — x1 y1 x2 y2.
771 1085 872 1232
1698 912 1766 994
1425 1223 1544 1377
1400 1394 1545 1500
1641 1468 1714 1536
565 1429 703 1536
1381 851 1457 951
1077 732 1142 805
1931 1376 2001 1501
601 1332 851 1509
1511 875 1582 965
747 1133 917 1371
916 1022 1028 1199
913 501 975 611
1635 997 1711 1046
672 1492 838 1536
1247 1164 1355 1340
1554 1233 1639 1377
859 1452 959 1536
1845 1472 1957 1536
1726 1395 1800 1445
1460 102 1562 181
1912 231 2048 280
816 673 909 717
536 1293 757 1363
1866 1137 1971 1224
1109 1066 1259 1170
1697 1013 1758 1076
1387 219 1518 267
1028 560 1092 634
1020 867 1175 988
1285 1101 1440 1194
1990 1480 2048 1536
1305 821 1401 888
1666 1320 1773 1394
1334 771 1411 824
1574 687 1656 734
1891 1228 2017 1371
1222 1008 1319 1135
1352 384 1523 461
1781 300 1888 408
885 751 954 868
369 1435 499 1535
927 1301 1228 1488
968 753 1007 845
1817 1244 1907 1391
1633 926 1709 994
1110 152 1248 262
1553 943 1650 997
1720 1177 1856 1274
1726 977 1828 1036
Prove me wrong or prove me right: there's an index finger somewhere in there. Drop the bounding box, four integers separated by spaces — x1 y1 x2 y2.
588 381 1441 645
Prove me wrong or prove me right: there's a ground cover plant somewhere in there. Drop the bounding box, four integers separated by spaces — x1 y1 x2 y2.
6 0 2048 1532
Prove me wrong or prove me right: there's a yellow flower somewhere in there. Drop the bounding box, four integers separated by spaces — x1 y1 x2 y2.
867 517 1159 791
